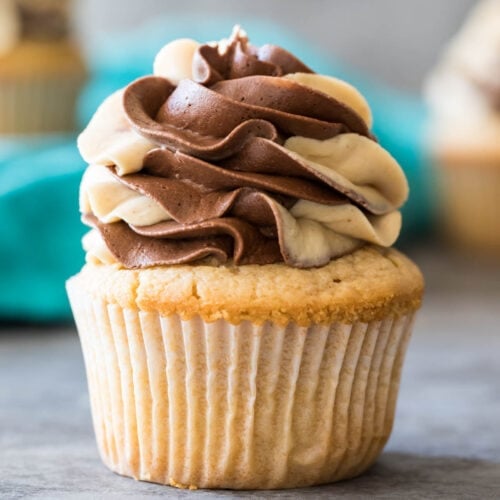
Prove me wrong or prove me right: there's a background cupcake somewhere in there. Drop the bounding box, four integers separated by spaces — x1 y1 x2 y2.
0 0 87 134
67 28 424 489
425 0 500 256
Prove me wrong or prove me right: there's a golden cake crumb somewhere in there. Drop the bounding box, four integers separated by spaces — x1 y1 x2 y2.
70 245 424 326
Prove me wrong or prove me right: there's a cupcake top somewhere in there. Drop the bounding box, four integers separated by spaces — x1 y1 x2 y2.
425 0 500 156
0 0 71 57
78 27 408 269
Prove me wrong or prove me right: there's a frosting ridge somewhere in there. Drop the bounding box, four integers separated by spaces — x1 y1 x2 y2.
78 27 408 268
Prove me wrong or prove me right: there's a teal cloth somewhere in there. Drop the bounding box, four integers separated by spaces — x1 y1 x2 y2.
0 136 86 320
0 16 431 321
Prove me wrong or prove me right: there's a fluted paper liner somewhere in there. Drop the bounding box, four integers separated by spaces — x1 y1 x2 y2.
68 284 415 489
440 163 500 254
0 75 84 134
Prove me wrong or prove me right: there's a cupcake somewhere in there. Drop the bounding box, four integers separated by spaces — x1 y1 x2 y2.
425 0 500 255
67 27 424 489
0 0 87 134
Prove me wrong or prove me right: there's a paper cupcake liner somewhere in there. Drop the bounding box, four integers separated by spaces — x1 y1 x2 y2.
68 284 415 489
439 163 500 254
0 75 84 134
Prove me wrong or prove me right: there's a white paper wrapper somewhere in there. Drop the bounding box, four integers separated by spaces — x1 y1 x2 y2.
67 283 415 489
0 75 83 134
440 163 500 255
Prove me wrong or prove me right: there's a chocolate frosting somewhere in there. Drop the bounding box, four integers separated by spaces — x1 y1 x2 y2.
192 34 313 85
16 0 70 41
470 76 500 110
82 29 387 268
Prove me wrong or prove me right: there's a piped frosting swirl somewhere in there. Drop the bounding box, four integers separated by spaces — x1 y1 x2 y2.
79 27 408 268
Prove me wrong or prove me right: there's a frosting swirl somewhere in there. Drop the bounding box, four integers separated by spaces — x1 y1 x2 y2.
79 27 408 268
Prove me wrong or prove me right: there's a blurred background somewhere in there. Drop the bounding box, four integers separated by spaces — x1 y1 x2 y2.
78 0 476 92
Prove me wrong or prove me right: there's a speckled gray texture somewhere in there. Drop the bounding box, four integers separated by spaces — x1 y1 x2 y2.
1 247 500 499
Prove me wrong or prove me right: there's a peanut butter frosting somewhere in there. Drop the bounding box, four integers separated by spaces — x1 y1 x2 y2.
78 27 409 269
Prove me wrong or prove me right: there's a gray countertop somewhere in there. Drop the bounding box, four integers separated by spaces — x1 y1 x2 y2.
1 246 500 499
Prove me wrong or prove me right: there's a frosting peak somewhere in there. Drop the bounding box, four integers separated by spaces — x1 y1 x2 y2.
78 27 408 269
191 26 313 86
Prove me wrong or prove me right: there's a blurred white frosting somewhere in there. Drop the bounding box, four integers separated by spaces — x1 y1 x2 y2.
425 0 500 149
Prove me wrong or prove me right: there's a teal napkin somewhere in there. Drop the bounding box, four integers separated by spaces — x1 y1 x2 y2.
0 136 86 320
0 16 431 321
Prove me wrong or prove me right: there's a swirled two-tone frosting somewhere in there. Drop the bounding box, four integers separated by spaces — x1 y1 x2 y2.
79 27 408 268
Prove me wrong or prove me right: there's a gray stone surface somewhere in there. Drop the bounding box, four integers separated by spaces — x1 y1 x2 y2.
1 247 500 499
